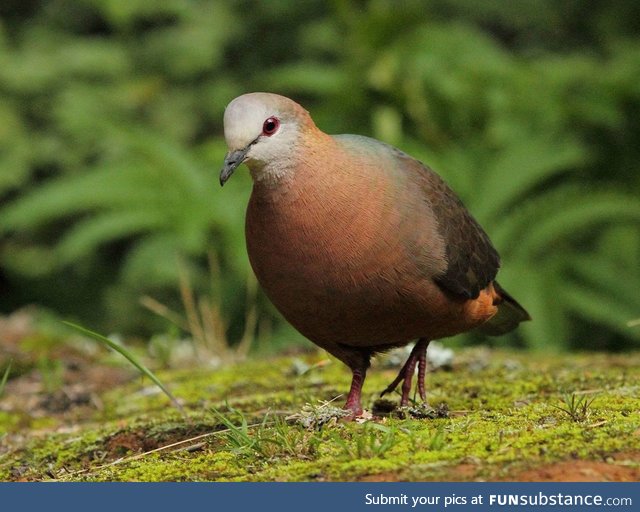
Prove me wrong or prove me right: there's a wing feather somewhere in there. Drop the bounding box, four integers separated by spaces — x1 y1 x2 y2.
395 150 500 299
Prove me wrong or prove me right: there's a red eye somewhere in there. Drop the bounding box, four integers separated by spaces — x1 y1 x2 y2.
262 117 280 136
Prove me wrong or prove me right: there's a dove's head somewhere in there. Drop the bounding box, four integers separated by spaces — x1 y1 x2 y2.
220 92 316 186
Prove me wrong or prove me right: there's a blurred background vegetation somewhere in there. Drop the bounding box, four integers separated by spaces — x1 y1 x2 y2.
1 0 639 354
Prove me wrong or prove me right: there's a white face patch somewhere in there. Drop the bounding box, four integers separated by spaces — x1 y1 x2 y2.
223 93 304 183
223 95 274 151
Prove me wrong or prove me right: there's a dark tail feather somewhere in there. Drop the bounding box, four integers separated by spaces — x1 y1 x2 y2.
477 281 531 336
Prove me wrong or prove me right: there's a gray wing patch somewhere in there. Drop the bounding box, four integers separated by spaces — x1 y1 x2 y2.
393 148 501 299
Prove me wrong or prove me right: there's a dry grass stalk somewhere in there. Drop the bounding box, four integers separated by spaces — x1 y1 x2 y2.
141 252 258 365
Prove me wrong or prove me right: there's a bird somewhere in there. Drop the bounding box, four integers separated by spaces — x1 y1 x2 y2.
220 92 530 417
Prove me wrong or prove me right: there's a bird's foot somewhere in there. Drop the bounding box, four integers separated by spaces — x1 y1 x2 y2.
343 398 363 419
380 338 430 406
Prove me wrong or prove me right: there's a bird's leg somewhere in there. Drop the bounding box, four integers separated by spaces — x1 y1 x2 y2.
416 339 428 401
344 367 367 417
380 353 413 399
399 354 418 406
381 338 430 406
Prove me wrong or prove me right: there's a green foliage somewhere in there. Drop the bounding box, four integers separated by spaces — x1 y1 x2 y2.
210 405 268 456
552 392 597 423
330 422 399 459
262 415 322 460
208 405 321 460
426 424 447 451
1 1 639 351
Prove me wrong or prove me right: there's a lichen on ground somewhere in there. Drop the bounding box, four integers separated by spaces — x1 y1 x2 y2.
0 347 639 481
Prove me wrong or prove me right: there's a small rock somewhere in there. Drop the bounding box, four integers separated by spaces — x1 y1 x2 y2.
381 341 454 370
427 342 455 369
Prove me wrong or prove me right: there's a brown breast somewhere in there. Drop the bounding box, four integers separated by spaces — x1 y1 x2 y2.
245 137 496 348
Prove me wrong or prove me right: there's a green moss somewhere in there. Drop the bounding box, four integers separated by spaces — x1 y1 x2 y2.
2 349 639 481
0 411 21 432
89 452 243 482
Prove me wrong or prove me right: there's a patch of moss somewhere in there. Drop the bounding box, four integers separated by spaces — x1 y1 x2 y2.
2 349 639 481
0 411 21 432
87 451 244 482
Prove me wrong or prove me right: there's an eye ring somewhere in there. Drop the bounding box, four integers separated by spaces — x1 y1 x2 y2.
262 117 280 136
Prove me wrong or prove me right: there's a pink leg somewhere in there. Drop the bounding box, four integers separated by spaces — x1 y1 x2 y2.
381 339 430 405
344 367 366 417
399 354 418 406
417 342 427 401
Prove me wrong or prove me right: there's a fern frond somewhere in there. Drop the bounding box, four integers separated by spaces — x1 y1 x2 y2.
492 186 640 256
517 195 640 258
569 254 640 310
476 136 587 221
0 164 162 231
56 211 169 265
559 281 640 343
506 260 571 351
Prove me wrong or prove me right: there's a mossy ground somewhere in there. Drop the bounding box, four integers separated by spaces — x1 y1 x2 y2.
1 346 639 482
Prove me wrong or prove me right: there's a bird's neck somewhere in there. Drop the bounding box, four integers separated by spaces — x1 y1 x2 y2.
249 129 338 202
246 132 394 258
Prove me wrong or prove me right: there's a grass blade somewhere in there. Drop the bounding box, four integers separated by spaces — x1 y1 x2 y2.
0 360 12 398
62 321 183 413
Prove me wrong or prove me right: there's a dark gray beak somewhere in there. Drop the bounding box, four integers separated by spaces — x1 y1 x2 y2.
220 147 250 186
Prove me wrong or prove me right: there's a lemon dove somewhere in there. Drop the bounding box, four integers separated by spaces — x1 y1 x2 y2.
220 92 530 417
